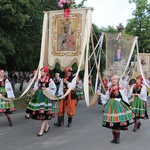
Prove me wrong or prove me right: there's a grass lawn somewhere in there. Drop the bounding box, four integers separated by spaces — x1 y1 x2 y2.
14 92 27 110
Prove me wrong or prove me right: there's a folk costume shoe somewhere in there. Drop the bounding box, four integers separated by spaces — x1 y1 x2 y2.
25 116 30 119
37 133 43 137
44 126 50 133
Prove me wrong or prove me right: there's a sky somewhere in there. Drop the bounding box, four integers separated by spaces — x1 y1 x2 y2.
75 0 150 28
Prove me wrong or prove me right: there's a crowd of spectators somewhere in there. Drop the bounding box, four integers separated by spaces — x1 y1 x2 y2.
4 71 35 92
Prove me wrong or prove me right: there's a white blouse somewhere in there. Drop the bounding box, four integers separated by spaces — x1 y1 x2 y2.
128 84 147 102
0 78 15 98
33 78 56 96
100 89 129 105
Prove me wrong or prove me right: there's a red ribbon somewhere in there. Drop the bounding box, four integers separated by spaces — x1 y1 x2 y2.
64 8 70 19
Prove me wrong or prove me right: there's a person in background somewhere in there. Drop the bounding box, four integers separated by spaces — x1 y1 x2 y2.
88 76 93 95
97 76 111 106
53 73 62 97
128 75 148 132
19 71 25 93
25 70 38 119
147 77 150 97
0 69 15 126
97 75 135 144
119 76 128 91
53 72 62 108
11 71 18 91
26 66 56 136
76 75 83 104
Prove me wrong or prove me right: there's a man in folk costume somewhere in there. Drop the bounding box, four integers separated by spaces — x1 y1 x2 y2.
128 75 148 132
54 67 77 127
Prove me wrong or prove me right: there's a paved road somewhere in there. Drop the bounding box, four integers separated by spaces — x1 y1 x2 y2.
0 94 150 150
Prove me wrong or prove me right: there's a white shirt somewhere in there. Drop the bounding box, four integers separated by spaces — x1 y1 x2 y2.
128 84 147 102
0 78 15 98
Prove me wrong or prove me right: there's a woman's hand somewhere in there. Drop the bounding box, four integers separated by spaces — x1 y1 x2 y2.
64 79 68 84
97 90 101 96
132 94 136 97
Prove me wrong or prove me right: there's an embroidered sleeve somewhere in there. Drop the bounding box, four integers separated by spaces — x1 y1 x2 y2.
5 79 15 98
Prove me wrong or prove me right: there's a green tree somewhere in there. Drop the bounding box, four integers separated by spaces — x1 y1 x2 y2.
126 0 150 53
0 0 88 71
0 0 42 70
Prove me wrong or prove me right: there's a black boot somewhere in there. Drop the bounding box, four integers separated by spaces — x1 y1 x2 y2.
133 123 138 132
53 116 63 127
67 117 72 128
115 132 120 144
111 132 116 143
7 116 12 126
137 122 141 129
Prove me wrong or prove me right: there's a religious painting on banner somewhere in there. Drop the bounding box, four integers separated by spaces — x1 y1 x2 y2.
48 9 88 70
137 53 150 76
105 33 134 76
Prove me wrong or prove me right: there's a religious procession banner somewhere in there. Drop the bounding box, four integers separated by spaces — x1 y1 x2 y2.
46 8 89 70
20 8 92 107
105 33 135 76
131 53 150 89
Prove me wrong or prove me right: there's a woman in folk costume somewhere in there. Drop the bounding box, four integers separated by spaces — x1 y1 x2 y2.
26 66 56 136
76 75 83 104
128 75 148 132
97 75 135 144
0 69 15 126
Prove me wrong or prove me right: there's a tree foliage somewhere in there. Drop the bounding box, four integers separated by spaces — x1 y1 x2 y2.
126 0 150 53
0 0 87 71
0 0 43 70
2 0 149 73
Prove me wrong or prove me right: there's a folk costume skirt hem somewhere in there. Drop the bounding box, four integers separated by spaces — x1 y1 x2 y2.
102 99 135 130
26 90 55 120
130 97 148 119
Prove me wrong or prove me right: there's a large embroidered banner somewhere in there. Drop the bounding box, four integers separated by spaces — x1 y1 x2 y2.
20 8 92 107
129 53 150 76
105 33 134 76
48 8 87 70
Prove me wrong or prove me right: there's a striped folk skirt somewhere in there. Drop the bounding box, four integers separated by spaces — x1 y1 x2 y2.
0 87 15 114
76 88 84 100
130 96 148 119
26 90 55 120
102 99 135 130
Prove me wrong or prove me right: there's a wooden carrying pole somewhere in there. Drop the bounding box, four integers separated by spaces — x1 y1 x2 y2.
89 30 106 107
90 29 106 92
